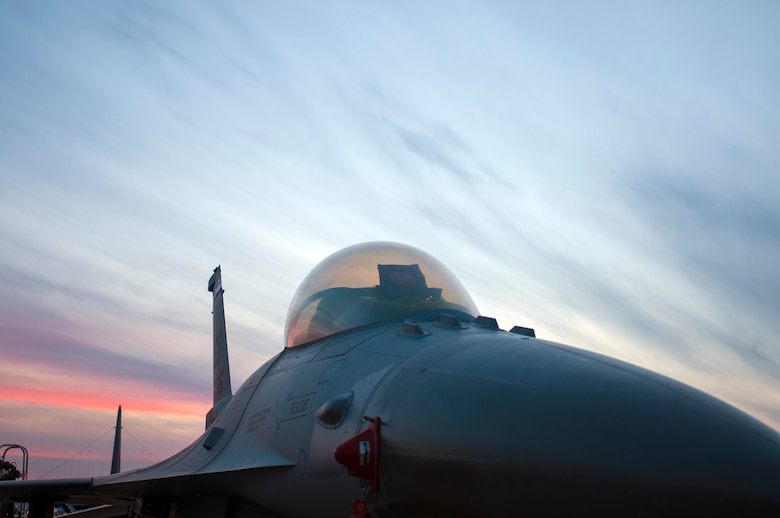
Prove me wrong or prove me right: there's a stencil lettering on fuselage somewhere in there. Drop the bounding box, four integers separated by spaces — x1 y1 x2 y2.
245 407 271 434
280 394 316 422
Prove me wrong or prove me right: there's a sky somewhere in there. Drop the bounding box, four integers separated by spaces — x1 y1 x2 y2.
1 1 779 478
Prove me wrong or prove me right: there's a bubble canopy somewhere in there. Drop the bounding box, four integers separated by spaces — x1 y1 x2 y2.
284 242 479 348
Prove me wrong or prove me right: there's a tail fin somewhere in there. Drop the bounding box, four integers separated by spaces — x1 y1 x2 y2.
206 266 233 429
110 405 121 474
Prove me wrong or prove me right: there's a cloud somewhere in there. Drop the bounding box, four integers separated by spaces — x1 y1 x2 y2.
1 1 779 478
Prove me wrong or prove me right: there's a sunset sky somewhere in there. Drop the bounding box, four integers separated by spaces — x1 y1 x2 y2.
1 1 779 478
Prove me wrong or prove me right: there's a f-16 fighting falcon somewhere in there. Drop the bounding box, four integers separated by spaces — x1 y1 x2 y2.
2 242 780 517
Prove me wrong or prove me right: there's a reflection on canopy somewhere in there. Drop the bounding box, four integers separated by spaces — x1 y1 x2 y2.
284 242 479 348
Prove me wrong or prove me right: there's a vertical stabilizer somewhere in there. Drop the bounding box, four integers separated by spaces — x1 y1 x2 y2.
206 266 233 429
110 406 121 474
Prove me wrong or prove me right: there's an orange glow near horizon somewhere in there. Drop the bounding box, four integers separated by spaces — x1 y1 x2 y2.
1 317 217 475
0 385 209 419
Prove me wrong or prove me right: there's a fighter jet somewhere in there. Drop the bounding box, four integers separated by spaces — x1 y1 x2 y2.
2 241 780 517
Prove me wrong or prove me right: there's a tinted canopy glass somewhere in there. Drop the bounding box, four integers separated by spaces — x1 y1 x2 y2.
285 242 479 348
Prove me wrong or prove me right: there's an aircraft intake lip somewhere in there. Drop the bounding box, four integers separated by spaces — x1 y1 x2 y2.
362 332 780 514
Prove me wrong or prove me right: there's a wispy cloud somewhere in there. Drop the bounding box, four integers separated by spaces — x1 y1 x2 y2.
1 0 779 477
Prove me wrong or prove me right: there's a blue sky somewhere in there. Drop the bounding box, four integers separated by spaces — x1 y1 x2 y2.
1 1 779 477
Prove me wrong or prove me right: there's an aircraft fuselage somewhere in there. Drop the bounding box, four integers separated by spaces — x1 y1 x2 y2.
101 315 780 516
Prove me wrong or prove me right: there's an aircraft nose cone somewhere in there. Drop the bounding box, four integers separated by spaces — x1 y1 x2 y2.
363 332 780 515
